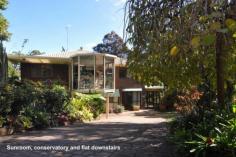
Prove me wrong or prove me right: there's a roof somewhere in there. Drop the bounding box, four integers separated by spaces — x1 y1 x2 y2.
8 50 118 64
37 50 117 58
8 54 71 64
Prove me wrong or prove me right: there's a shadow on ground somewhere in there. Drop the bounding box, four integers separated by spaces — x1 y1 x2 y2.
0 111 176 157
134 109 178 119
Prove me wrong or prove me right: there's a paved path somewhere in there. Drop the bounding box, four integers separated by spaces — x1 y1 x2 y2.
0 110 175 157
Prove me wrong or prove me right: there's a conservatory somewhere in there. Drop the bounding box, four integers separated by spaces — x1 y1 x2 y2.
72 53 116 93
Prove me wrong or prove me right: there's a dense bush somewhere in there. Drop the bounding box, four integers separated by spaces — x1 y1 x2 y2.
44 85 68 114
65 92 105 122
65 97 93 122
0 79 106 132
170 88 236 157
160 90 178 111
0 79 68 131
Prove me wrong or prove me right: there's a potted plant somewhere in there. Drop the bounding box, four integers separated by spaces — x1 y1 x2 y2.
0 116 14 136
132 104 140 111
0 116 7 136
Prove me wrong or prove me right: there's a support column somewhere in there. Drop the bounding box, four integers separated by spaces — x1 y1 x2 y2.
104 56 106 90
78 56 80 90
106 95 109 119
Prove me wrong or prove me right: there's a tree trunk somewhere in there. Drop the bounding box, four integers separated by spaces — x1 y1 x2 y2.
215 32 225 109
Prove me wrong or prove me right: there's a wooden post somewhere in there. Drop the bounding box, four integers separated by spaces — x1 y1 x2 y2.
106 96 109 119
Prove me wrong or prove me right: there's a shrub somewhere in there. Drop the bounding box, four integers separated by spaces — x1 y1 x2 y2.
15 115 33 130
65 93 105 121
86 94 105 118
0 84 13 117
160 90 178 110
0 116 5 127
113 104 124 113
0 79 68 130
43 84 68 115
170 110 236 157
65 97 93 122
32 111 50 129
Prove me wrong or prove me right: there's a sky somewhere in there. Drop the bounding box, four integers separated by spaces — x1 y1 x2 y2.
3 0 126 54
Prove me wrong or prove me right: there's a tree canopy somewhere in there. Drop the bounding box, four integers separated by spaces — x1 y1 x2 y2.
28 50 45 56
0 0 10 42
125 0 236 106
93 31 128 57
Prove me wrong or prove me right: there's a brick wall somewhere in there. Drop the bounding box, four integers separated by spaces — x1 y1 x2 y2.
115 66 145 108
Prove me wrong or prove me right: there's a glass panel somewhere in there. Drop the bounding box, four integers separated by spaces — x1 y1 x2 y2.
132 92 140 105
105 57 114 89
95 55 104 89
119 67 127 78
73 65 78 89
79 56 94 89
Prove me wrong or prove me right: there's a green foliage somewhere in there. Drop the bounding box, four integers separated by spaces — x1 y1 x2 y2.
15 115 33 130
8 61 20 78
22 106 50 129
0 115 5 127
0 0 10 41
113 104 124 113
170 110 236 157
65 98 93 122
0 83 13 116
65 93 105 122
125 0 236 92
93 31 128 57
43 84 68 115
0 79 68 130
160 90 178 111
31 111 50 129
28 50 45 56
0 14 10 41
0 0 8 10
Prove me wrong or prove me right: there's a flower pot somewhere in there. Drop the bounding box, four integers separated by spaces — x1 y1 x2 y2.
0 127 14 136
132 105 140 111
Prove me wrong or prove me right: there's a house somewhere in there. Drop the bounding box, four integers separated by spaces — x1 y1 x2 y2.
8 50 164 110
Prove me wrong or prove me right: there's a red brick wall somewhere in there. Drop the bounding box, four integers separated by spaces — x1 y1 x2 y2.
115 66 144 108
115 66 143 89
21 63 69 86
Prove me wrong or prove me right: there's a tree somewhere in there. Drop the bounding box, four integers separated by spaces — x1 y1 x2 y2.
125 0 236 108
93 31 128 57
28 50 45 56
0 0 10 42
0 0 10 86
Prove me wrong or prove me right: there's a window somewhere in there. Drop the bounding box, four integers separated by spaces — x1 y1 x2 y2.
41 65 53 78
132 92 140 103
119 67 127 78
31 64 53 78
79 56 94 89
105 57 114 89
95 56 104 89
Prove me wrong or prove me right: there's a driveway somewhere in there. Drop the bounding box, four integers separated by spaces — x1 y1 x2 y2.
0 110 175 157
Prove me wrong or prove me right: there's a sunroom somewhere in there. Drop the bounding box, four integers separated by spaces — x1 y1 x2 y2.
8 50 117 93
